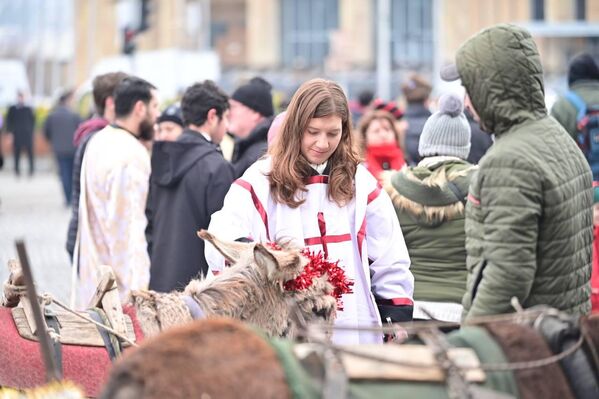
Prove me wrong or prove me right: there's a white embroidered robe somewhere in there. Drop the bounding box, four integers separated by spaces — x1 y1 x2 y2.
206 158 414 344
75 125 151 308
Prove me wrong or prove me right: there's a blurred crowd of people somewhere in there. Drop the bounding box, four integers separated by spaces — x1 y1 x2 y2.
2 23 598 342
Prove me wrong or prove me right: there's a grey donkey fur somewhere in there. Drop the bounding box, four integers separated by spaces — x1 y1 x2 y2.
130 230 338 339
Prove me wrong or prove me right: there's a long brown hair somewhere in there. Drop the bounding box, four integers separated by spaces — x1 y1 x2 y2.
268 79 360 208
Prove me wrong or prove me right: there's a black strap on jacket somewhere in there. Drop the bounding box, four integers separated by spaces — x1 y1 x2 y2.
446 180 467 205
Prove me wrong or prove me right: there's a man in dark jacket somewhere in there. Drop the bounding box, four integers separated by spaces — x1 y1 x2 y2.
147 80 234 292
442 24 593 321
44 90 81 205
401 73 432 165
66 71 128 260
5 91 35 176
229 77 274 177
465 109 493 164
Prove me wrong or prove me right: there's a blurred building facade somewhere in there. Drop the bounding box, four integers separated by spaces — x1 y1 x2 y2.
72 0 599 99
442 0 599 88
1 0 598 104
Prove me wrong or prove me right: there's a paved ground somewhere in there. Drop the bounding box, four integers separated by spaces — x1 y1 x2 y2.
0 156 72 304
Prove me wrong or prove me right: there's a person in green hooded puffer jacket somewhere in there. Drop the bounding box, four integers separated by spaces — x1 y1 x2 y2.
384 93 477 323
441 24 593 322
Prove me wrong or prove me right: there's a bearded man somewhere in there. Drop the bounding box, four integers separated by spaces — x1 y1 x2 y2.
74 76 159 308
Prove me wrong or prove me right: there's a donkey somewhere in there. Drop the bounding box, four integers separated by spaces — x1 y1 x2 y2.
100 318 291 399
101 312 599 399
0 230 339 397
131 230 338 338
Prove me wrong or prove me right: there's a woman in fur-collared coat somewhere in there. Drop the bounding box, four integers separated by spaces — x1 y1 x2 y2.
384 93 477 322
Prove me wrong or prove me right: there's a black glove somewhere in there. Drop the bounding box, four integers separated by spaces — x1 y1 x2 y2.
377 303 413 323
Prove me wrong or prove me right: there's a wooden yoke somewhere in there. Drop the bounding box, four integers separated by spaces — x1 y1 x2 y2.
87 265 128 338
294 344 485 383
10 262 136 347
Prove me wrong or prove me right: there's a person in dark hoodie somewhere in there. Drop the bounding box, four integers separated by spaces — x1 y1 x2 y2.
146 80 234 292
401 73 432 165
229 76 274 177
66 71 128 260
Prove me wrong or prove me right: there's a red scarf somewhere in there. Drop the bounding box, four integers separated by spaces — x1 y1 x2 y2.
365 143 406 180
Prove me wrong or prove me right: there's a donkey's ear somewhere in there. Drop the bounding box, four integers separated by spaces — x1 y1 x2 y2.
253 244 279 277
197 230 253 264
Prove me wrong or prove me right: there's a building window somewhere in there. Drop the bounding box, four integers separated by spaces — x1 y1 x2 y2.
575 0 586 20
531 0 545 20
280 0 339 69
388 0 433 69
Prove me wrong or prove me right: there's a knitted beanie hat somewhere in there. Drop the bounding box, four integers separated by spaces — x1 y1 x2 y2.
568 53 599 86
372 98 404 120
418 93 471 160
231 77 274 117
157 104 184 127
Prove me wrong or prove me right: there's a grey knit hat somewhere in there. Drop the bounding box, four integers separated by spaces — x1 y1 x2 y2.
418 93 471 160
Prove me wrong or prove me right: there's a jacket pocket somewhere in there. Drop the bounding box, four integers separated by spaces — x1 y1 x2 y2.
470 259 488 303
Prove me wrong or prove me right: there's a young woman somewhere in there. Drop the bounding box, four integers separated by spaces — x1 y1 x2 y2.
205 79 414 344
358 109 406 180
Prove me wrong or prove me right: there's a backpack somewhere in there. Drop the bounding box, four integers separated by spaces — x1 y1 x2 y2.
566 90 599 180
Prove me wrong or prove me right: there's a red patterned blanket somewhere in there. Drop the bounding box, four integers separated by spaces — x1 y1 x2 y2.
0 305 144 397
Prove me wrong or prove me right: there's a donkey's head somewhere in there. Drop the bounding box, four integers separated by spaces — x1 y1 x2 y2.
197 230 339 339
198 230 307 284
284 274 338 340
252 243 339 339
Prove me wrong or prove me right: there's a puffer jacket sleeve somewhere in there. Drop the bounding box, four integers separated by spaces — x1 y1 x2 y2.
465 159 542 320
550 98 577 139
205 177 265 273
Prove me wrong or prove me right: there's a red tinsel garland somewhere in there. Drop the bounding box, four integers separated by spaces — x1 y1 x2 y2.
267 243 354 310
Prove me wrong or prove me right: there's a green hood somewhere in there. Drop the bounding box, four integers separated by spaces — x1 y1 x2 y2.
383 159 476 227
455 24 547 135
